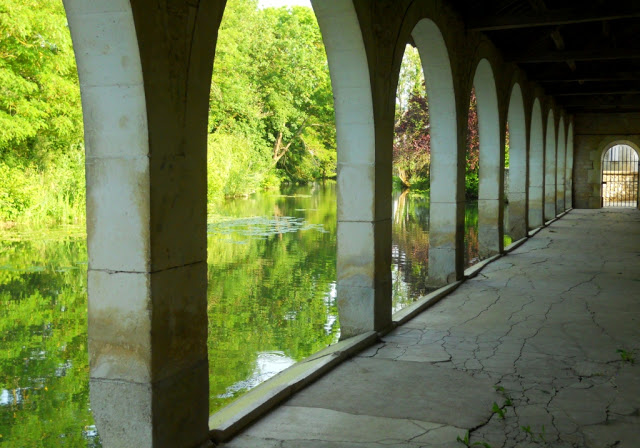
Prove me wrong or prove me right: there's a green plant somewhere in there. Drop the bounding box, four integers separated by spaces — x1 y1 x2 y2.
457 431 471 446
465 172 479 199
456 430 493 447
522 424 546 442
617 349 635 364
492 402 506 419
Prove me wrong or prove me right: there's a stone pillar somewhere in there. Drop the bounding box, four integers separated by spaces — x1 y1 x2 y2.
544 111 557 221
506 85 527 240
556 118 566 213
565 123 574 209
528 99 544 229
475 60 503 258
412 19 464 286
65 1 224 446
314 0 392 338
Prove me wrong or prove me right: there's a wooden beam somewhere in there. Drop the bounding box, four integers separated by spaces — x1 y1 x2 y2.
507 48 640 63
468 8 640 31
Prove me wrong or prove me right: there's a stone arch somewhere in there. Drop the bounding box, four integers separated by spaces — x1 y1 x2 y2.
472 58 502 257
598 140 640 208
63 1 224 446
411 18 460 285
313 0 389 338
556 115 566 213
528 98 544 229
506 82 527 240
565 121 574 208
544 108 557 221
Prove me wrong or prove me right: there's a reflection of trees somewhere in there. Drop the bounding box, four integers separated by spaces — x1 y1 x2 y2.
464 201 480 267
0 237 99 446
207 182 339 412
392 190 433 304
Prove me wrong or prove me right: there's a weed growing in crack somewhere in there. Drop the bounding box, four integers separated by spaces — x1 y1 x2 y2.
521 424 546 443
456 431 470 446
492 402 506 419
492 385 514 419
617 349 635 364
456 431 493 448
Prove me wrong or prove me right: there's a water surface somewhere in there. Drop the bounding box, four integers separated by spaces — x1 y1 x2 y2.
0 182 482 445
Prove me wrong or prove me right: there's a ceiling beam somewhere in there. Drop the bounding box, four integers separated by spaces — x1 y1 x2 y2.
507 48 640 63
552 90 640 96
468 8 640 31
558 95 640 108
568 107 640 114
537 76 640 83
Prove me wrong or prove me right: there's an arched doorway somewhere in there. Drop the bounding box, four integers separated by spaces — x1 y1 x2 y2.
601 144 639 207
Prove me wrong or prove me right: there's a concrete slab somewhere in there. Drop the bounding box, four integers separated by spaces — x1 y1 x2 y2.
287 358 500 428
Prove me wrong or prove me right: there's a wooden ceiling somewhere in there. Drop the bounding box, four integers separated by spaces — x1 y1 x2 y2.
450 0 640 113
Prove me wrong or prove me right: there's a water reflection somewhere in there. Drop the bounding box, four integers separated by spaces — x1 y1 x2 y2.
1 182 483 445
0 234 100 447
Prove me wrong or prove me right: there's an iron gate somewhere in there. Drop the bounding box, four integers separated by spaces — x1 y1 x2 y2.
601 145 639 207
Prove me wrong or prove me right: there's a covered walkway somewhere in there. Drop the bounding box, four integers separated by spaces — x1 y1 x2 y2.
222 209 640 448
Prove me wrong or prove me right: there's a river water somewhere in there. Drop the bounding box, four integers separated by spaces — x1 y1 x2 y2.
0 181 487 446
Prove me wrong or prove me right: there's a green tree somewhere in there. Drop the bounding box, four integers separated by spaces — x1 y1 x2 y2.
0 0 84 224
0 0 82 152
208 0 335 200
393 45 431 188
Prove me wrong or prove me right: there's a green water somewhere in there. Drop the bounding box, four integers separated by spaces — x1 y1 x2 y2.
0 182 481 446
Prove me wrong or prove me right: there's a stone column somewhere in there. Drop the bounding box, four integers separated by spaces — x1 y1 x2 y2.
65 1 224 446
314 0 392 339
528 99 544 229
565 123 574 209
556 118 566 213
412 19 464 286
475 60 503 258
544 111 557 221
506 85 528 240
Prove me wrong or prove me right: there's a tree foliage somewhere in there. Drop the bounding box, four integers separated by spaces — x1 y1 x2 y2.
466 88 480 198
393 46 481 197
208 0 335 200
393 45 430 188
1 0 337 222
0 0 84 223
0 0 82 153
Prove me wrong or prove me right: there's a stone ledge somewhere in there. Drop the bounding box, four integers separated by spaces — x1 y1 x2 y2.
392 281 463 326
504 236 528 253
209 331 378 444
464 254 502 279
528 227 543 237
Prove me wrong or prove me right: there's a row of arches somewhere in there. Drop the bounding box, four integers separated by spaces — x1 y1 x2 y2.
62 0 575 445
318 0 574 335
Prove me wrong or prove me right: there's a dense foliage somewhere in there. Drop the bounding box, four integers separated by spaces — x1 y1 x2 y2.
466 89 480 199
208 0 335 201
393 46 430 189
0 0 336 224
0 0 84 224
393 45 481 197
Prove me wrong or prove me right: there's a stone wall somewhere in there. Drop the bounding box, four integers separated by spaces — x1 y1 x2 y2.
573 113 640 209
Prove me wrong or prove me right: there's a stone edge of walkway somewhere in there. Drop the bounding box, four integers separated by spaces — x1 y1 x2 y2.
209 330 378 443
208 208 574 444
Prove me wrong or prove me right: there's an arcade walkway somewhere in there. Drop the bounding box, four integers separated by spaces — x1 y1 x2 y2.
221 209 640 448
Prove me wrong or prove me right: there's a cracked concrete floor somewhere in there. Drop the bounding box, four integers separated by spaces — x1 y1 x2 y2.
221 209 640 448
